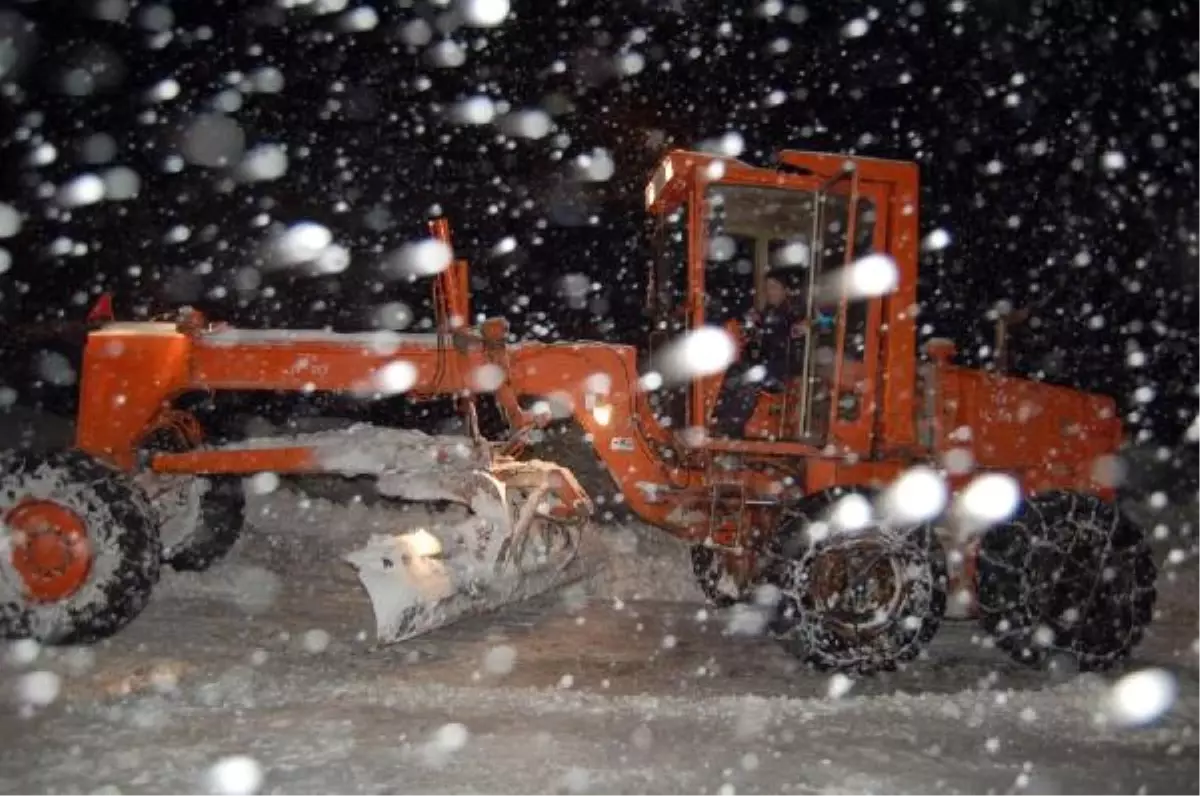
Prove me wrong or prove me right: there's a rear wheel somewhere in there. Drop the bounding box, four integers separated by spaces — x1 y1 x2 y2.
764 487 947 675
0 450 161 644
976 491 1156 671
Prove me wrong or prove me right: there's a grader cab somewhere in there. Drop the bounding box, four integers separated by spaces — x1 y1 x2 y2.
0 148 1155 675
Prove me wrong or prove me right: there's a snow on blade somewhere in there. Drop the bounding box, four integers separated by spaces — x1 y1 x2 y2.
220 425 486 476
345 464 588 645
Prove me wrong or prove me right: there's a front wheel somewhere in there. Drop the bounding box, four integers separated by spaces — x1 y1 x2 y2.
0 450 161 644
764 487 948 675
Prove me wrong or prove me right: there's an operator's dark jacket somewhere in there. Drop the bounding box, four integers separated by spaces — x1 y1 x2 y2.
739 303 800 388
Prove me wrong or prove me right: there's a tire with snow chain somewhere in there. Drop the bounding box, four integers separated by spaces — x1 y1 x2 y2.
976 491 1156 671
0 449 161 644
691 545 743 608
164 478 245 572
763 486 947 675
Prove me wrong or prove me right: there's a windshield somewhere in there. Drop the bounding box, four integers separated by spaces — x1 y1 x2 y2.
704 182 873 357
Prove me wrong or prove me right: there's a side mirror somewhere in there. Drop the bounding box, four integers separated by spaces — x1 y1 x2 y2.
993 307 1030 372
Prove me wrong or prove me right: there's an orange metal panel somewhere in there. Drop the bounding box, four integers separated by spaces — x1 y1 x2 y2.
151 447 321 475
779 150 922 454
686 176 709 430
189 337 470 395
837 183 890 455
75 327 195 469
820 178 894 458
429 218 471 324
778 150 918 186
704 438 826 458
879 173 921 452
926 364 1123 504
827 168 860 442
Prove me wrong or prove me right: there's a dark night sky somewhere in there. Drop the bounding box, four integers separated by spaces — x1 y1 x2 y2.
0 0 1196 456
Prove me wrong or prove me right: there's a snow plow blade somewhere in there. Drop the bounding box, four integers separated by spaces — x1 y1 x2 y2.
344 462 591 644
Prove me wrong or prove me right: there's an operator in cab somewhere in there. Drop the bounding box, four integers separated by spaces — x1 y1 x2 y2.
712 269 831 439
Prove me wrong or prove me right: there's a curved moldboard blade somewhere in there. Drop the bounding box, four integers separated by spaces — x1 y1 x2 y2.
344 523 586 644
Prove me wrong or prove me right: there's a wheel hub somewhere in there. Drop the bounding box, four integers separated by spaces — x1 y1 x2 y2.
6 499 92 602
807 539 905 636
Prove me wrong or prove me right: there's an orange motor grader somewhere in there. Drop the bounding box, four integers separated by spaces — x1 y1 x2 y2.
0 148 1155 675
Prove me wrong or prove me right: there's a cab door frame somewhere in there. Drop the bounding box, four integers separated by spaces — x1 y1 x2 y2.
683 166 892 459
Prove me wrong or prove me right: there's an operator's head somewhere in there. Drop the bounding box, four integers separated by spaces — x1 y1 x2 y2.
763 269 795 307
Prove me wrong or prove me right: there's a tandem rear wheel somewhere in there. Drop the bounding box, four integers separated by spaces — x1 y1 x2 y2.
762 487 948 676
698 487 1157 676
693 487 949 676
976 490 1156 671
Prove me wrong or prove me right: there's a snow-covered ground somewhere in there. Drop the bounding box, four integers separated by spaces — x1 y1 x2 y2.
1 479 1197 795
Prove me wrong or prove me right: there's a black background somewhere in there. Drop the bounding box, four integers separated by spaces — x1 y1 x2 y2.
0 0 1195 486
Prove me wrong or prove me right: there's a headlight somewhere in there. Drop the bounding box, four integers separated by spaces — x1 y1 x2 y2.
592 402 613 426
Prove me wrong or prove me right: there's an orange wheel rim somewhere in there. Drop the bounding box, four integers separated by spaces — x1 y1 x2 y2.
6 499 92 602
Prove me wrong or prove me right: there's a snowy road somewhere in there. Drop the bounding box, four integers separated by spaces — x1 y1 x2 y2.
1 488 1197 794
